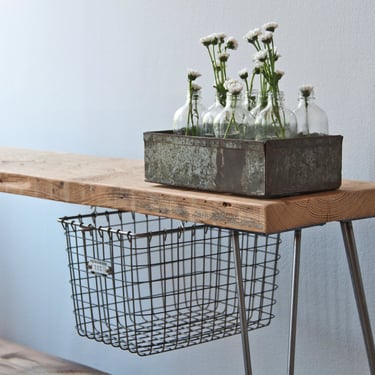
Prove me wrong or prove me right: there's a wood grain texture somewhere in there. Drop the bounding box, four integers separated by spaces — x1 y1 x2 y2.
0 147 374 233
0 339 108 374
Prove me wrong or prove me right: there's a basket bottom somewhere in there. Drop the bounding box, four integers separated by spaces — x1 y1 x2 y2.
75 303 274 356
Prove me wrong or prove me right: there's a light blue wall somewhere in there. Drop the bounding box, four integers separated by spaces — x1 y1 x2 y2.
0 1 374 374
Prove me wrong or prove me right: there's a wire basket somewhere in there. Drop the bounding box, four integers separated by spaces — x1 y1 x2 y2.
59 210 281 356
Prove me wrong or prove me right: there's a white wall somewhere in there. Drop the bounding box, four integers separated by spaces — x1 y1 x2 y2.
0 1 374 374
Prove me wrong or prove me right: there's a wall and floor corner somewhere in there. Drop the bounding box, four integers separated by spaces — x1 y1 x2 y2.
0 1 374 374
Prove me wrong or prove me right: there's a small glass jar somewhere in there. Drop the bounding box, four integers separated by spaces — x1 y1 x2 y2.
255 91 297 140
293 87 329 135
214 91 255 139
173 90 206 136
200 94 224 137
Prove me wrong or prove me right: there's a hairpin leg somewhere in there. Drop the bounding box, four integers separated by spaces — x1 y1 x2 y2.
340 221 375 375
287 229 302 375
232 230 253 375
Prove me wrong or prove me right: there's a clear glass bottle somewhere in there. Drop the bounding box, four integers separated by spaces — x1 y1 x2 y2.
255 91 297 140
213 91 255 139
200 94 224 137
293 87 329 136
173 90 206 136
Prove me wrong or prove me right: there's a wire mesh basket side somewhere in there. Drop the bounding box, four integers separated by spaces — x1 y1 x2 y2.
59 211 281 356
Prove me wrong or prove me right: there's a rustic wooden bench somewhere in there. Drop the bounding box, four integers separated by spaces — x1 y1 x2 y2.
0 147 373 375
0 338 108 374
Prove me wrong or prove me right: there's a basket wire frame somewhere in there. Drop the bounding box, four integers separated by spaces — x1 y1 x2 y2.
59 210 281 356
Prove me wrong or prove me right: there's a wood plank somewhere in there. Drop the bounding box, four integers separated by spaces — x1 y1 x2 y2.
0 339 108 374
0 147 374 233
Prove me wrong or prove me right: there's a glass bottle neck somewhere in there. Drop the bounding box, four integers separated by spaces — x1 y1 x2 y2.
245 89 258 101
267 91 285 107
186 90 201 103
225 92 242 108
297 95 316 110
298 87 315 103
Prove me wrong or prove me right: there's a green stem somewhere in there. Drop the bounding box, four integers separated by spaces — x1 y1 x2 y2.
223 95 239 138
304 98 309 135
186 80 199 136
206 45 227 106
270 90 285 138
207 46 219 88
249 73 255 95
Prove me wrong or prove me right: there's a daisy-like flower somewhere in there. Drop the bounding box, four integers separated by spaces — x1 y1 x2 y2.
262 22 279 32
224 79 243 95
187 69 201 81
226 36 238 50
191 82 202 92
260 31 274 44
218 51 230 62
244 28 261 44
255 60 265 68
275 69 285 81
273 48 281 61
252 62 263 75
201 32 228 47
238 68 248 80
210 33 220 45
216 32 226 43
299 85 314 98
200 34 214 46
253 50 268 62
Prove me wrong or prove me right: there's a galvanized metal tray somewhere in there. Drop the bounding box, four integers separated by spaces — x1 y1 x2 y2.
143 130 342 197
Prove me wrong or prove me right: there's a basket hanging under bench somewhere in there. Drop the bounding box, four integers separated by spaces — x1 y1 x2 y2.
59 210 281 356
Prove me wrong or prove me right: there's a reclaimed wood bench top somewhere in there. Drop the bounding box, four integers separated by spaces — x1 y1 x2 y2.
0 147 374 233
0 338 108 374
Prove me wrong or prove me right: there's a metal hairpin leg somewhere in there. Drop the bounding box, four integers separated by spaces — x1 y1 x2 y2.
340 220 375 375
287 229 302 375
232 230 253 375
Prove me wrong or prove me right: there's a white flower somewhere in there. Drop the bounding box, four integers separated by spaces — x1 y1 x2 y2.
299 85 314 97
204 32 225 45
200 34 214 46
244 28 261 43
191 83 202 92
226 36 238 50
200 32 224 46
275 69 285 80
253 61 264 74
215 32 227 43
253 50 268 62
218 51 230 62
224 79 243 95
262 22 279 32
260 31 274 44
210 33 220 45
273 47 281 61
187 69 201 81
238 68 248 80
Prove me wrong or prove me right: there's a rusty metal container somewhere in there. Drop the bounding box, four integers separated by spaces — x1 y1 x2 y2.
143 131 342 198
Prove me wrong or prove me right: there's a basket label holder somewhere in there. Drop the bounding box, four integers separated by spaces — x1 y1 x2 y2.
87 259 113 276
